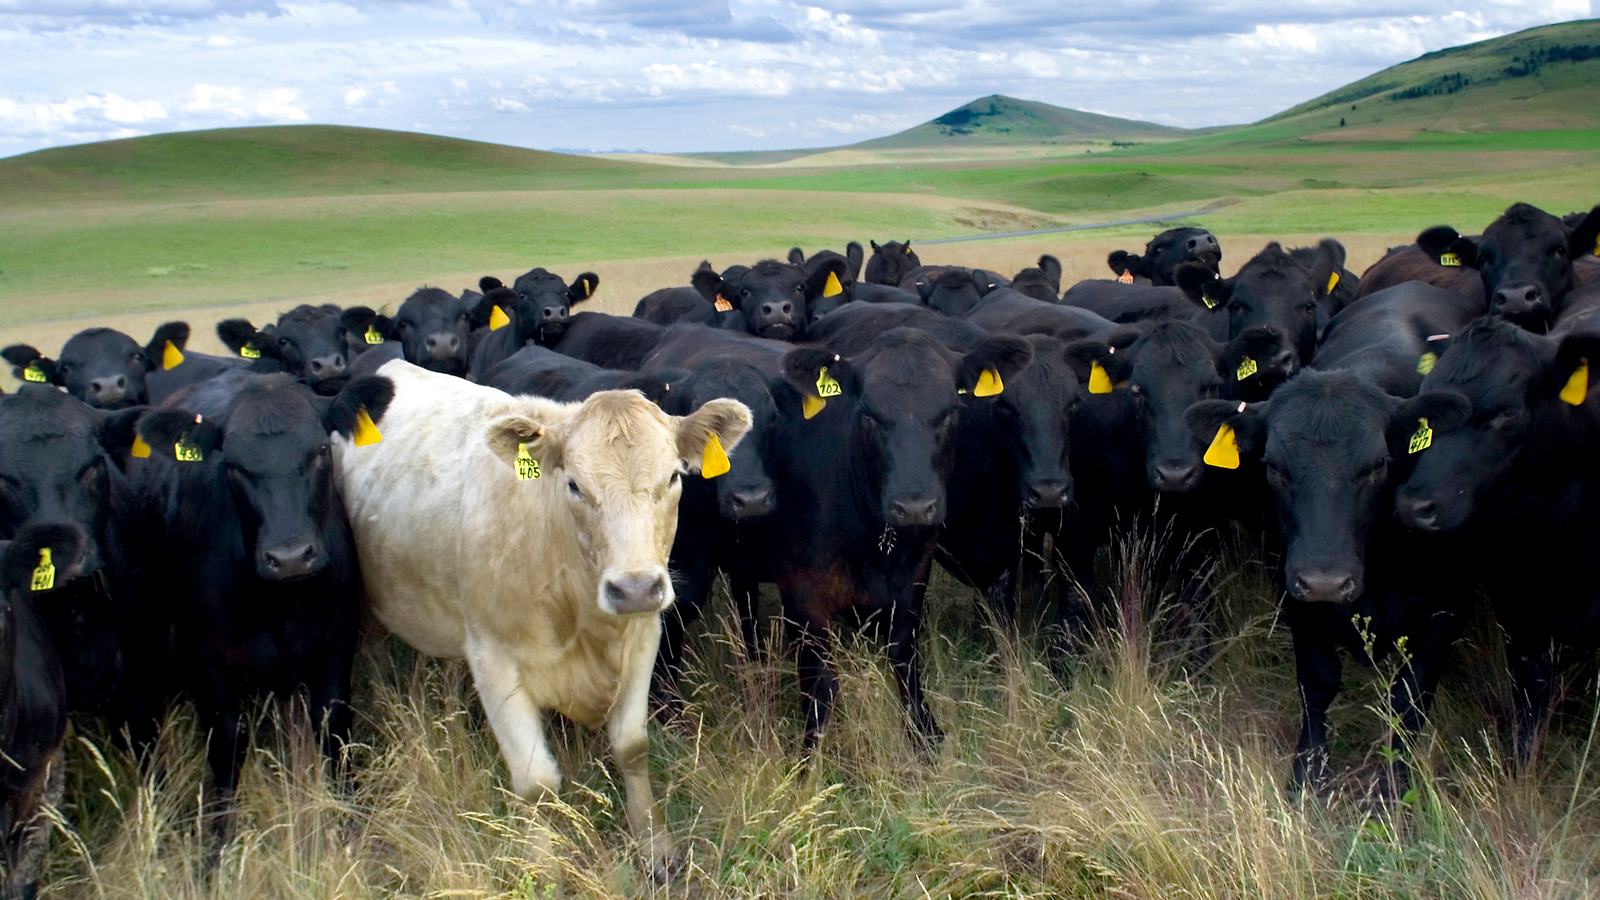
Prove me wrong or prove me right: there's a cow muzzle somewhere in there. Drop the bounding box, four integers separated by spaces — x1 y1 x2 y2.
600 567 673 615
259 539 325 581
86 375 130 408
1289 567 1360 604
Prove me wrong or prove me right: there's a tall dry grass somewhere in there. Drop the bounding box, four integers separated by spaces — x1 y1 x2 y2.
36 527 1600 899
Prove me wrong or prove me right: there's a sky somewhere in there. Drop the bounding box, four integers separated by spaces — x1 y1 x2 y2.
0 1 1594 159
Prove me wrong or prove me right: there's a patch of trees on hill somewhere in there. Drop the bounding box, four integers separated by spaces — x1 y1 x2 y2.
1503 43 1600 77
1391 72 1471 101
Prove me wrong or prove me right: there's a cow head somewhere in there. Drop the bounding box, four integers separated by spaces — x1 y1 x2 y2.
708 259 843 341
661 358 782 522
508 268 599 345
338 306 399 361
865 240 921 286
218 304 350 395
486 390 752 616
782 329 1033 528
1417 204 1600 331
1108 227 1221 286
0 522 90 694
1011 255 1062 302
1188 369 1401 604
1072 321 1277 493
978 334 1086 510
4 322 185 410
138 374 394 581
1394 319 1600 533
1177 240 1341 395
914 267 1003 317
789 244 863 321
393 287 476 376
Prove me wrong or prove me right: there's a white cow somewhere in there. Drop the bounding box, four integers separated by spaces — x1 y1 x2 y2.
334 360 751 879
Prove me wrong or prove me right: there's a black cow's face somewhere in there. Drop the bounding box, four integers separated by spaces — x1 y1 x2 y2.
1125 323 1226 493
513 268 597 345
1476 204 1596 329
784 330 1033 528
732 260 810 341
395 288 473 376
985 335 1081 509
865 240 920 286
1109 227 1221 286
918 269 1000 318
0 388 140 575
56 328 152 409
669 360 780 522
1393 322 1598 533
269 305 349 395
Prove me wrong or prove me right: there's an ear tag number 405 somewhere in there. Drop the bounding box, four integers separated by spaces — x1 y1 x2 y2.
516 443 540 480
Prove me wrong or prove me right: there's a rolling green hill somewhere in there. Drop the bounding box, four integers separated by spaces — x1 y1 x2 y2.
851 94 1184 149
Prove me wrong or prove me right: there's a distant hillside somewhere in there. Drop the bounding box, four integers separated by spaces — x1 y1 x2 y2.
1264 18 1600 134
0 125 650 205
855 95 1184 150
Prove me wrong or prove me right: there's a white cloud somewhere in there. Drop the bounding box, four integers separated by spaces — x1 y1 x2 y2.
491 97 529 112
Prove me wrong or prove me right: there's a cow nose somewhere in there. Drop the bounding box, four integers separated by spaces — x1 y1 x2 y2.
425 332 460 361
888 495 942 527
1024 479 1072 509
543 307 567 321
262 540 322 580
761 301 794 319
603 570 669 615
727 486 775 520
1493 285 1546 315
1396 494 1440 531
87 375 128 405
307 353 347 380
1292 569 1356 603
1152 461 1200 492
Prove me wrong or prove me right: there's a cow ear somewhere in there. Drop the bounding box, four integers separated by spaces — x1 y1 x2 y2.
691 261 723 302
471 287 519 328
1186 399 1267 461
1306 239 1346 299
1551 333 1600 404
324 375 395 438
1061 335 1134 388
1417 226 1479 269
1219 325 1284 381
96 406 146 456
2 344 58 385
1 523 87 595
566 272 599 306
870 240 881 252
1108 249 1141 278
1176 263 1231 311
1037 254 1062 289
845 241 865 278
611 371 679 409
805 257 850 301
913 278 934 302
677 397 752 474
1391 391 1471 445
1566 205 1600 262
957 335 1033 395
781 347 857 408
485 411 562 474
216 319 274 359
144 321 190 370
479 276 505 293
137 408 221 461
787 247 806 266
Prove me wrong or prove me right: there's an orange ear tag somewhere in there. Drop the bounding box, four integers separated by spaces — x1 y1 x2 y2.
701 432 730 478
823 272 844 298
162 340 185 370
488 305 511 331
973 368 1003 397
1118 270 1134 284
353 407 383 446
1203 424 1240 469
714 295 733 313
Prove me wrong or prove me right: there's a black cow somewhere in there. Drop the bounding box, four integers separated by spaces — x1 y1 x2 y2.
769 329 1033 750
965 289 1122 344
698 258 849 340
1010 255 1063 302
549 312 667 370
789 243 865 320
480 344 680 405
1393 319 1600 762
1354 243 1486 306
1288 244 1361 333
864 240 921 286
901 266 1006 317
0 524 81 899
633 261 748 330
4 321 189 410
390 287 484 376
854 282 925 305
807 301 991 355
1106 226 1221 286
333 306 400 363
218 304 354 395
132 371 392 799
1414 203 1600 330
0 387 155 728
508 267 598 344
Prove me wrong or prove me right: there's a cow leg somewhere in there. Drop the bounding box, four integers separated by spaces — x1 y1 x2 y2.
731 572 766 661
980 560 1020 635
653 558 707 720
1507 644 1558 767
789 616 838 754
885 596 942 756
1379 614 1460 802
607 626 677 883
1289 614 1342 797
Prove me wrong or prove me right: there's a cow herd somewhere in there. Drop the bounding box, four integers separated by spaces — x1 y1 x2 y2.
0 201 1598 890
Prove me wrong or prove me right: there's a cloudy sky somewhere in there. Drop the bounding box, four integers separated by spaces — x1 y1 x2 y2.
0 1 1593 158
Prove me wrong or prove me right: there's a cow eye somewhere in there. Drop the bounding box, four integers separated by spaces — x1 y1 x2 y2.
56 363 72 375
1553 246 1567 258
278 337 291 347
567 478 587 502
1304 301 1318 312
1265 459 1288 481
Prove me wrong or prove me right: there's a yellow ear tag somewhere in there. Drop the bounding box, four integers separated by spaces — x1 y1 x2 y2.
22 362 46 383
1408 417 1433 454
353 407 382 447
174 433 203 462
162 340 185 370
973 368 1003 397
1236 356 1258 381
714 295 733 313
364 324 384 345
1203 423 1240 469
1088 361 1113 394
1327 271 1340 293
1439 252 1461 267
823 272 844 298
701 431 730 478
515 442 540 480
1118 270 1134 284
489 305 511 331
130 434 152 459
1417 351 1437 375
30 548 54 592
239 343 260 359
1561 358 1588 406
1594 235 1600 257
815 366 842 398
1200 289 1219 310
581 277 595 297
802 394 826 419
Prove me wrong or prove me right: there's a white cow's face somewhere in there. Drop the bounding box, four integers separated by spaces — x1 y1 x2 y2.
489 390 752 617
